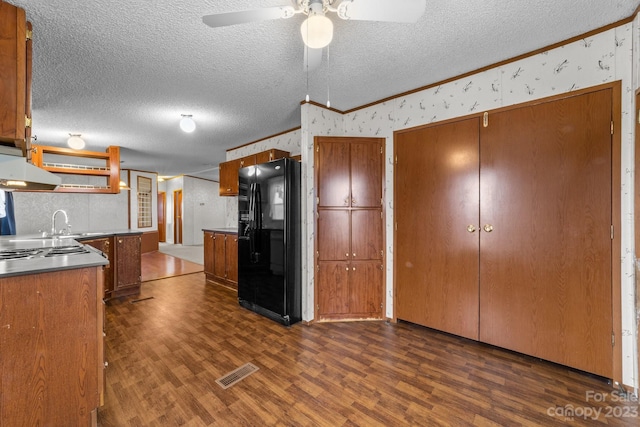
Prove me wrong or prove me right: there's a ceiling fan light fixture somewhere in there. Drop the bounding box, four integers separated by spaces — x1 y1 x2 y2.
67 133 85 150
180 114 196 133
301 14 333 49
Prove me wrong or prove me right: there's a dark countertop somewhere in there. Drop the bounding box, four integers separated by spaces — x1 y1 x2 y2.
0 230 141 278
202 228 238 234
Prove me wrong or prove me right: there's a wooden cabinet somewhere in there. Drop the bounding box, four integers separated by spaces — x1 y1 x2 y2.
0 2 29 154
315 137 385 320
31 145 121 193
219 158 242 196
0 1 26 143
78 232 140 299
219 149 290 196
115 234 141 296
204 230 238 289
317 138 382 208
81 236 115 298
0 266 104 425
226 234 238 283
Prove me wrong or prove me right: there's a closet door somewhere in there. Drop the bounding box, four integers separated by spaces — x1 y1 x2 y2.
395 118 480 340
479 89 613 377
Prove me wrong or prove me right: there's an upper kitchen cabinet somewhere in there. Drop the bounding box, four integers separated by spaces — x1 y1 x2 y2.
219 149 290 196
219 158 242 196
316 137 383 208
0 2 30 156
31 144 121 193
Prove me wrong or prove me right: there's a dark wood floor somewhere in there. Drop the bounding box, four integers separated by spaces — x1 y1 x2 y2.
99 261 638 426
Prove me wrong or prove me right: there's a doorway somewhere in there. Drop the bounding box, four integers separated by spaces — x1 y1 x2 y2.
173 189 183 245
158 191 166 243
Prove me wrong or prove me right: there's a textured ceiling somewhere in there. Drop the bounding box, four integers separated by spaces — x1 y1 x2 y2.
7 0 640 181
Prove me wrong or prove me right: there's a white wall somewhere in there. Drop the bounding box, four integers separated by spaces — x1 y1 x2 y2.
159 176 226 246
183 176 225 245
11 181 128 235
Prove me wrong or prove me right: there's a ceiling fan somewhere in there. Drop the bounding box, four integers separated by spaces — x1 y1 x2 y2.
202 0 427 70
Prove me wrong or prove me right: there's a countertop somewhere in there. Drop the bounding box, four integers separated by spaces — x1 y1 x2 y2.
202 228 238 234
0 230 141 278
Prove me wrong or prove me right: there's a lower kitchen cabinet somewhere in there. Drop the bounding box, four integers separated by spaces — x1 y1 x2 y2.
204 230 238 289
81 236 114 298
317 261 383 319
115 234 142 296
79 232 141 299
0 267 104 426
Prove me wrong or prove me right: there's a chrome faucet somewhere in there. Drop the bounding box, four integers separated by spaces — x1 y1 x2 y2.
51 209 70 236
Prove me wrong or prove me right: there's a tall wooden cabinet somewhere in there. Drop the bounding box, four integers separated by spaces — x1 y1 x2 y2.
315 137 384 320
394 85 617 378
0 1 31 156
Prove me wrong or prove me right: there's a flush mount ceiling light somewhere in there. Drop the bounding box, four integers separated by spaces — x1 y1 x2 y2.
67 133 85 150
180 114 196 133
300 2 333 49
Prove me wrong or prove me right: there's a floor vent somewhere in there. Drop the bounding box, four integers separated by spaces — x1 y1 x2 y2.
215 363 259 389
130 296 154 304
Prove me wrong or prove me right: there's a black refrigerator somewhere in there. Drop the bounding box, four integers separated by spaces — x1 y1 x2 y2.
237 157 301 326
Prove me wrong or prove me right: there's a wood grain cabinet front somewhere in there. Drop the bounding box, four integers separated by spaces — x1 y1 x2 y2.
0 267 104 426
0 2 30 154
203 230 238 289
81 236 115 299
114 234 141 296
315 137 385 321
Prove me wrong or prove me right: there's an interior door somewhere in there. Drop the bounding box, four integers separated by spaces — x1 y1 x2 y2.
157 191 166 242
173 189 182 244
479 89 613 377
395 118 480 340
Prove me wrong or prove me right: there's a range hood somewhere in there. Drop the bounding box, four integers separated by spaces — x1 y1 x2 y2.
0 154 61 190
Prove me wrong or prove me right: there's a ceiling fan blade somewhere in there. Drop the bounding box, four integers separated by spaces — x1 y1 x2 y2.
202 6 295 28
303 47 323 72
337 0 426 23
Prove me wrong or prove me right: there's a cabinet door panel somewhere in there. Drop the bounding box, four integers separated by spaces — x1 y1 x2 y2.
479 89 613 377
317 141 350 207
116 235 141 290
395 118 480 340
351 141 383 207
219 159 242 196
351 210 382 260
349 261 383 318
213 233 226 278
0 3 26 142
317 261 350 315
203 231 214 275
226 234 238 283
317 210 350 261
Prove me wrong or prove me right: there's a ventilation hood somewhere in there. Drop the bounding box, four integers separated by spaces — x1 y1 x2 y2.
0 154 61 190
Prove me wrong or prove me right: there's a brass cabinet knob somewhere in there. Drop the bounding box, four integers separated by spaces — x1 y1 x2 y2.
467 225 476 233
483 224 494 233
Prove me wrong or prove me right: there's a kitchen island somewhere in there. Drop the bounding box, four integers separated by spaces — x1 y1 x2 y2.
0 235 108 426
